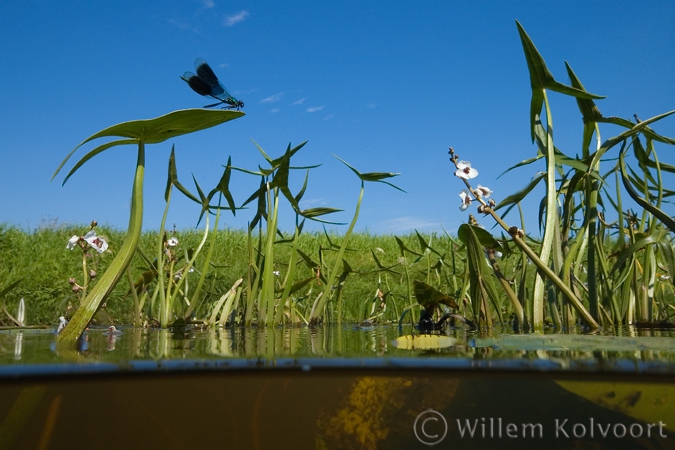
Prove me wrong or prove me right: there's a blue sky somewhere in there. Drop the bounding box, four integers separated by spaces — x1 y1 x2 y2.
1 1 674 236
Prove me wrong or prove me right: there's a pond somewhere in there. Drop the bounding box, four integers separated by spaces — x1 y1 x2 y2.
1 325 674 449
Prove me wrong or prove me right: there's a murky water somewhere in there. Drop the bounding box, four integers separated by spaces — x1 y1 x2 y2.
1 326 675 449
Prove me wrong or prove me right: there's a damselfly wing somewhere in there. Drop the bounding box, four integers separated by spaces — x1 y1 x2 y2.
180 58 244 110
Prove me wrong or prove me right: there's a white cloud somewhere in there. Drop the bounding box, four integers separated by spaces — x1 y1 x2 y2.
260 92 284 103
270 108 280 114
366 103 377 108
323 114 333 120
292 98 306 105
202 0 215 9
307 105 325 113
224 10 249 26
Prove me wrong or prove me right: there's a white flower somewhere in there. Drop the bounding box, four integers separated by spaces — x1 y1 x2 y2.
273 271 280 276
66 235 79 250
455 161 478 179
83 230 108 253
167 237 179 247
459 189 472 211
475 185 492 199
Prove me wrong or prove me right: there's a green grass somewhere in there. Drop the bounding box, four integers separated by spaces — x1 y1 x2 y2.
0 223 466 326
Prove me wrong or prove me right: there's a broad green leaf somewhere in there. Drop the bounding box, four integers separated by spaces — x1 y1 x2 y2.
53 109 243 181
470 225 504 252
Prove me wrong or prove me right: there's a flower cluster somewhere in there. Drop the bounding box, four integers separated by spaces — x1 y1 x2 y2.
450 148 493 213
65 221 108 305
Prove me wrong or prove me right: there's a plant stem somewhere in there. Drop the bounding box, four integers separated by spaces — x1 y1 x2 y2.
57 142 145 348
310 182 364 325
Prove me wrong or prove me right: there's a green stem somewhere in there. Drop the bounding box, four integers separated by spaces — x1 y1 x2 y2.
185 201 221 319
57 142 145 348
81 251 88 300
310 182 364 325
262 186 279 325
127 267 141 327
532 90 557 330
157 188 171 327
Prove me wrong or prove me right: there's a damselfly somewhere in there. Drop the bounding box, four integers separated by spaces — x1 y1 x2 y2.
181 58 244 110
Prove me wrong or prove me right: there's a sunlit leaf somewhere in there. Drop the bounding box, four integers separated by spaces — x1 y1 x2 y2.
53 109 243 181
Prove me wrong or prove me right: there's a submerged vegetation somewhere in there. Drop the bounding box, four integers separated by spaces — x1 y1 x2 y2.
1 21 675 345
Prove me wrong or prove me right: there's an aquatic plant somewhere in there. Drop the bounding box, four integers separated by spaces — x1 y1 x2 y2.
449 21 675 330
64 221 109 304
52 109 243 346
226 141 343 326
308 156 404 326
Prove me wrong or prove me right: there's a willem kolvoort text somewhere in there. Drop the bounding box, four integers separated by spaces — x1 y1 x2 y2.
455 417 668 439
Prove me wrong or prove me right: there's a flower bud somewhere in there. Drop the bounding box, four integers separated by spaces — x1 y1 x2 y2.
89 269 97 279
